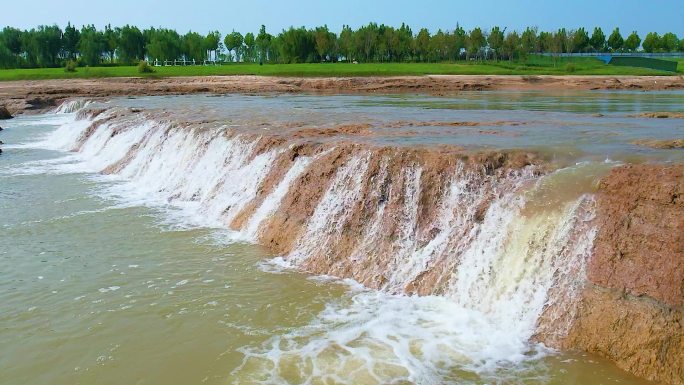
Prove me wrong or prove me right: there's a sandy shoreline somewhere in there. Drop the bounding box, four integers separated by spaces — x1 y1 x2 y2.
1 74 683 115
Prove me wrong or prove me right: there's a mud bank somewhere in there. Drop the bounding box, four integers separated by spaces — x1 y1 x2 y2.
2 74 684 115
29 99 684 384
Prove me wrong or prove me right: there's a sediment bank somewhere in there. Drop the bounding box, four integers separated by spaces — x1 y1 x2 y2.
1 74 684 115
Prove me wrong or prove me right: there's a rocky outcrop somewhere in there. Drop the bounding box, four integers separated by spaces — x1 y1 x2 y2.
0 106 12 119
558 164 684 385
561 287 683 385
254 145 543 294
590 164 684 307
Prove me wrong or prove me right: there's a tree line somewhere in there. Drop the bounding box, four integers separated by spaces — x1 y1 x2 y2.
1 22 683 69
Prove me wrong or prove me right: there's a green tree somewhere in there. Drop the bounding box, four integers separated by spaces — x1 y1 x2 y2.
623 31 641 52
243 32 255 62
502 31 521 60
397 23 414 61
549 29 567 66
223 31 244 62
22 25 62 67
378 24 401 62
314 25 336 61
607 28 623 52
182 31 206 61
661 32 679 52
538 31 552 52
146 28 181 62
79 25 105 66
521 27 538 57
339 25 354 62
118 25 145 64
277 26 314 63
62 22 80 60
0 27 23 68
488 26 504 60
103 25 118 62
428 29 448 62
642 32 660 53
453 24 467 60
415 28 430 61
1 27 22 55
355 23 380 62
589 27 606 52
255 25 272 62
553 28 567 54
572 27 589 53
467 27 485 60
204 30 221 61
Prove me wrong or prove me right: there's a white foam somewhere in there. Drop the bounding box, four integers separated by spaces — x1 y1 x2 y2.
232 291 549 384
288 153 370 264
98 286 120 293
54 99 92 114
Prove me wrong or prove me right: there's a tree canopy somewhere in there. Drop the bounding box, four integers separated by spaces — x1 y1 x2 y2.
0 22 681 69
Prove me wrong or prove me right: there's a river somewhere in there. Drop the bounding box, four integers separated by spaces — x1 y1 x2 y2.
3 91 680 384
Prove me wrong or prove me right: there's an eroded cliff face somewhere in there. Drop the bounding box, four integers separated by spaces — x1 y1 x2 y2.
562 287 683 385
590 165 684 307
557 165 684 385
49 105 684 384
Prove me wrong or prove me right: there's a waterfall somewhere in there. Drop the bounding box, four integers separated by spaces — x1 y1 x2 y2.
242 154 314 240
38 104 600 380
54 98 92 114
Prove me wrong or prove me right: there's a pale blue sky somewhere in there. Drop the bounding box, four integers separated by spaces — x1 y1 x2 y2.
2 0 682 36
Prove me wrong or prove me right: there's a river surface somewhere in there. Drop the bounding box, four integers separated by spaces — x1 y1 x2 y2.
2 91 679 385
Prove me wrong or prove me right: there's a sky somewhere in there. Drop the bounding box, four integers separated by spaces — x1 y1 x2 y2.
1 0 683 36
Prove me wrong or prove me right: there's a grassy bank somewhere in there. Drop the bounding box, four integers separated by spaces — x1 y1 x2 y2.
0 56 681 81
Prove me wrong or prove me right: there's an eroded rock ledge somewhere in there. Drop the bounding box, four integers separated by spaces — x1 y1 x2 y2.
559 164 684 385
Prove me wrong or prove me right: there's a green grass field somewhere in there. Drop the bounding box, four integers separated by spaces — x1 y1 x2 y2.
0 56 681 81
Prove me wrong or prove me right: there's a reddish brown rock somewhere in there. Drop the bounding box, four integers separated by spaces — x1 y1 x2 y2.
551 164 684 385
590 164 684 307
560 286 684 385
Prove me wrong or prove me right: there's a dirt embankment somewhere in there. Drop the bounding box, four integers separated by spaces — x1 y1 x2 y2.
558 164 684 385
631 111 684 119
1 74 683 115
632 139 684 149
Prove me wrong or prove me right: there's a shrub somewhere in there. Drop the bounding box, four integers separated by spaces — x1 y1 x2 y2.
138 60 155 74
64 60 77 73
565 63 577 73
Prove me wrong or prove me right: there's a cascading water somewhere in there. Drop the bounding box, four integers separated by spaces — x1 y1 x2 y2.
32 101 602 383
53 98 92 114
